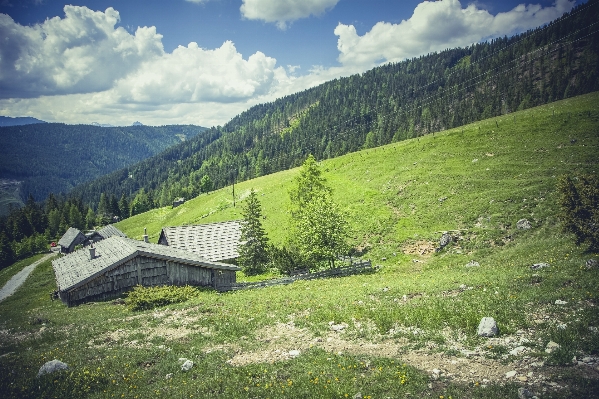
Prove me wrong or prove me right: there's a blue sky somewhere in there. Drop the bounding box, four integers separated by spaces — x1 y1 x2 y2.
0 0 581 126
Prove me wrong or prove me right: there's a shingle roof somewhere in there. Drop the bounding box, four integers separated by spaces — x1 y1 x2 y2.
159 221 242 262
52 236 240 292
57 227 85 247
97 224 127 239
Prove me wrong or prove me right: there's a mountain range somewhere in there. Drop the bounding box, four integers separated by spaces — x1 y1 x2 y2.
68 0 599 211
0 124 206 215
0 116 46 127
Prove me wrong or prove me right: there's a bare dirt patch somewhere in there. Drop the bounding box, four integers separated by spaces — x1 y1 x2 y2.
402 240 436 256
222 322 516 384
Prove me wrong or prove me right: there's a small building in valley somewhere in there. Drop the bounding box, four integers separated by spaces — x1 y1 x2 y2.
172 197 185 208
57 227 87 254
158 221 242 263
52 236 240 307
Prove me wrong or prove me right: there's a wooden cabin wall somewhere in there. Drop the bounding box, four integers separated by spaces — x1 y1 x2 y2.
60 255 236 306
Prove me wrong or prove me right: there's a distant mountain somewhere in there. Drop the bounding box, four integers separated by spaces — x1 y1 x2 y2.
132 121 143 126
0 124 207 210
91 122 116 128
0 116 46 127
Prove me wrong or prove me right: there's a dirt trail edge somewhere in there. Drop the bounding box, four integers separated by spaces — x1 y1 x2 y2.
0 253 55 302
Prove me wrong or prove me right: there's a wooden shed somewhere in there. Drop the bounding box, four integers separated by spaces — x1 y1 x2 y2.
158 221 242 262
57 227 87 254
86 224 127 244
52 236 240 307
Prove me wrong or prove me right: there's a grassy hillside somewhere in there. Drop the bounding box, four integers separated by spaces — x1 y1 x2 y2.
118 92 599 257
0 93 598 398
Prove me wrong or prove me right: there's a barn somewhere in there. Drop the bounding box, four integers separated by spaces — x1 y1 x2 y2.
157 221 242 262
57 227 87 254
52 235 240 307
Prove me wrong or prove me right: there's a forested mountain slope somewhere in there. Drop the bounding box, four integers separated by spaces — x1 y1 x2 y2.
0 124 206 206
71 0 599 209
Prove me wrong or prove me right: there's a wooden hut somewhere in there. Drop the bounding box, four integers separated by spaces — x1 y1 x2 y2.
52 236 240 307
86 224 127 244
158 221 242 262
57 227 87 254
172 198 185 208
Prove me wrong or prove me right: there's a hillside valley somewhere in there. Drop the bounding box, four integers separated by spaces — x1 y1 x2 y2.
68 0 599 212
0 124 206 215
0 93 597 398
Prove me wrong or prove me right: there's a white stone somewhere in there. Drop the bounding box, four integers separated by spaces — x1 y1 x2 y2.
330 323 348 332
37 359 68 378
288 350 301 358
509 346 527 356
181 360 193 371
505 370 517 378
554 300 567 305
545 341 560 353
477 317 499 337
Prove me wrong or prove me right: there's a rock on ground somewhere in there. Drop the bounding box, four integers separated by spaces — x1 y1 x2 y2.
517 219 532 229
37 359 68 378
530 263 550 270
179 358 193 371
477 317 499 337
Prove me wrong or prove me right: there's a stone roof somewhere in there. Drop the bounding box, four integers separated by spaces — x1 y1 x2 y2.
158 221 242 262
97 224 127 239
57 227 85 248
52 236 240 292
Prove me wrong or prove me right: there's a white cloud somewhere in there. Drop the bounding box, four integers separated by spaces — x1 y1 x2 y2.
185 0 210 3
114 41 283 104
240 0 339 29
0 1 578 128
335 0 575 68
0 6 164 98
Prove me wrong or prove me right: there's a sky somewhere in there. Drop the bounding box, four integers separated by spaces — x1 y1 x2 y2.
0 0 582 127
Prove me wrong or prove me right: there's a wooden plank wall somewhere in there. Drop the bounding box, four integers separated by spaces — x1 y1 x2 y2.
61 255 236 306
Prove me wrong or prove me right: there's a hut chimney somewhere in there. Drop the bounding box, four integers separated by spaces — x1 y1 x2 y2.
89 244 96 260
143 227 149 243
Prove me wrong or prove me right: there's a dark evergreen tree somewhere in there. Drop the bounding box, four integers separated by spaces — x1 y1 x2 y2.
69 204 84 230
118 193 130 219
238 189 269 275
0 232 15 269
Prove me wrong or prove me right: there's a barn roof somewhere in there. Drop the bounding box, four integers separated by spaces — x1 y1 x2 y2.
52 236 240 292
158 221 242 262
97 224 127 239
57 227 85 247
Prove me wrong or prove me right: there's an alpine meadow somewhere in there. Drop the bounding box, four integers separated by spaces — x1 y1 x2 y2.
1 1 599 398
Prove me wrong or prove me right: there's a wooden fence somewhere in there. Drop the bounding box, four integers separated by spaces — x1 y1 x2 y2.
216 259 376 292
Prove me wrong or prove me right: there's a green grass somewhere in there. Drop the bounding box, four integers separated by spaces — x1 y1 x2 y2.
1 92 599 398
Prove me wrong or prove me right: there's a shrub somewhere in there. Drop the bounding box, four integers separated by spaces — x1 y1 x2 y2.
125 285 202 311
557 174 599 251
268 244 310 275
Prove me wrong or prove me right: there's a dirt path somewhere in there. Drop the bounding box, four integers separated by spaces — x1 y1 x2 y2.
0 253 55 302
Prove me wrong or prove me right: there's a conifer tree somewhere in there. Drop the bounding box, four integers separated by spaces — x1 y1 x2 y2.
289 155 350 269
0 232 15 269
289 154 330 217
118 194 130 219
238 189 269 275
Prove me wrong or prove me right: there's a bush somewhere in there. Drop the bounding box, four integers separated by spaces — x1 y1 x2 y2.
268 244 311 275
125 285 202 311
557 174 599 251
